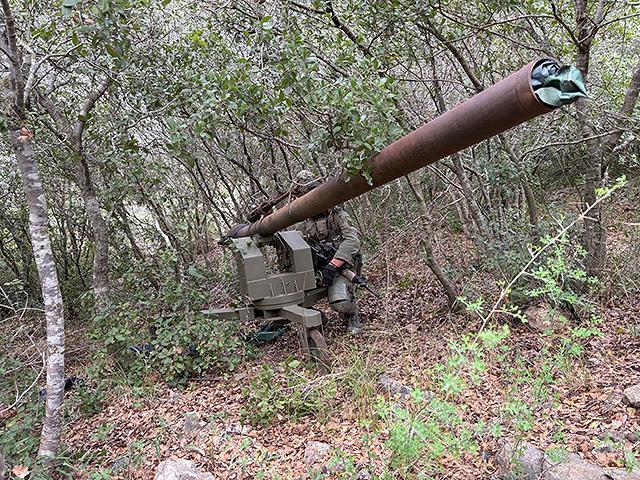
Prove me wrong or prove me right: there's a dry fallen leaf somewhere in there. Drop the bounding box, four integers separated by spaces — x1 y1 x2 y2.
13 465 30 478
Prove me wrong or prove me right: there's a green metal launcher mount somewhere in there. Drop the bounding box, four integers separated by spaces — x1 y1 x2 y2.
204 230 332 366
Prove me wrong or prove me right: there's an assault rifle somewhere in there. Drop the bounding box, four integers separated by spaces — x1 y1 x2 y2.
309 240 381 299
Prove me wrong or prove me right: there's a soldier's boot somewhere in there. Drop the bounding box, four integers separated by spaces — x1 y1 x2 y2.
344 312 362 335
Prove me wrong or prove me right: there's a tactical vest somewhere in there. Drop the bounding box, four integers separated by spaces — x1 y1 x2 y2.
302 210 342 248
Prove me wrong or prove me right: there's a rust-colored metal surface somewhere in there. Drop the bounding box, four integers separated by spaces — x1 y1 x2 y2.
235 58 557 238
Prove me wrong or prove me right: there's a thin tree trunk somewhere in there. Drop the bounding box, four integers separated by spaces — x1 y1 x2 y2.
498 134 539 227
10 130 65 465
71 78 111 310
36 78 112 309
406 172 459 308
73 156 110 309
2 0 65 468
573 0 606 277
449 153 490 245
577 102 606 276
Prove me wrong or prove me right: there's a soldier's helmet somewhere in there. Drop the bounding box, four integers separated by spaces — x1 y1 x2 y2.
295 169 315 184
295 170 320 194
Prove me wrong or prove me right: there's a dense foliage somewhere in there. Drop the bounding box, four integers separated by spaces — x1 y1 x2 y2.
1 0 639 475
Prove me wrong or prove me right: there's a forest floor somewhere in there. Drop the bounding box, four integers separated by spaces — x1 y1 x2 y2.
58 185 640 479
62 271 640 478
62 302 640 480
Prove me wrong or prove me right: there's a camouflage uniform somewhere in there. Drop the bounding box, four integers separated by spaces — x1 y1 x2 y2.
298 208 362 333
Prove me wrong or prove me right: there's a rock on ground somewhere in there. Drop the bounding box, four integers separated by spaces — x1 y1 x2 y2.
378 375 413 399
304 441 331 465
622 384 640 407
524 303 568 332
495 440 549 479
182 413 207 439
496 440 640 480
355 468 371 479
154 458 215 480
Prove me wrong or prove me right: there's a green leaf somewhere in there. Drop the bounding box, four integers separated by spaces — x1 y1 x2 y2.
261 16 273 31
62 0 83 6
188 266 205 279
97 0 110 12
288 360 300 369
105 42 119 58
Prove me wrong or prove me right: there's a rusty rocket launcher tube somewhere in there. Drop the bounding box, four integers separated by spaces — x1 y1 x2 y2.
234 58 565 238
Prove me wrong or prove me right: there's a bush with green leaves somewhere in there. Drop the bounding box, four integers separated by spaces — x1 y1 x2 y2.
95 305 244 387
149 311 244 386
374 329 508 477
243 358 337 425
93 273 247 387
0 313 45 470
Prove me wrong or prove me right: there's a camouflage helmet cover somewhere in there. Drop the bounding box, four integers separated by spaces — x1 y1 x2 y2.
295 169 316 184
295 170 320 194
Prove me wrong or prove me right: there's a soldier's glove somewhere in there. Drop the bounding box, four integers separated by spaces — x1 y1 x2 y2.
320 264 338 286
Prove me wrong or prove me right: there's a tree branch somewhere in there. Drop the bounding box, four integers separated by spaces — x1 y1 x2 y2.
324 1 371 57
550 1 580 46
0 0 24 111
417 19 484 93
72 76 112 150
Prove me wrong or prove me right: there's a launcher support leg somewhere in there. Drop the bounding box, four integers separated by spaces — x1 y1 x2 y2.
280 305 330 366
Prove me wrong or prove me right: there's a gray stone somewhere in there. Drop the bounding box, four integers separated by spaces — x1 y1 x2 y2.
378 375 413 399
622 385 640 407
182 414 206 439
217 423 244 445
496 439 640 480
304 441 331 465
355 468 371 479
495 440 549 479
546 453 609 480
593 444 615 454
598 430 626 444
233 372 246 382
547 452 640 479
154 458 215 480
524 303 568 333
110 457 130 473
626 432 640 442
322 459 346 475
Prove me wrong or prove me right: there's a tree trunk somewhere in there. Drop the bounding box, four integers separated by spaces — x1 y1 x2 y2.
406 172 459 308
10 130 66 466
71 79 112 310
498 134 538 227
449 153 490 246
577 101 607 277
36 78 112 309
74 156 110 309
573 0 605 277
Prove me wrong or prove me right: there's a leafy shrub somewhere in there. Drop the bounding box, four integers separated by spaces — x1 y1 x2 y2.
243 359 337 425
93 274 247 387
0 327 44 470
95 305 244 387
149 312 243 386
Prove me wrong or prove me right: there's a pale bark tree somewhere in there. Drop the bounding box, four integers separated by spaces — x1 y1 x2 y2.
1 0 65 468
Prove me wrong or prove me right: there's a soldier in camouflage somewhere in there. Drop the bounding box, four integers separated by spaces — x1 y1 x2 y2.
295 171 362 334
